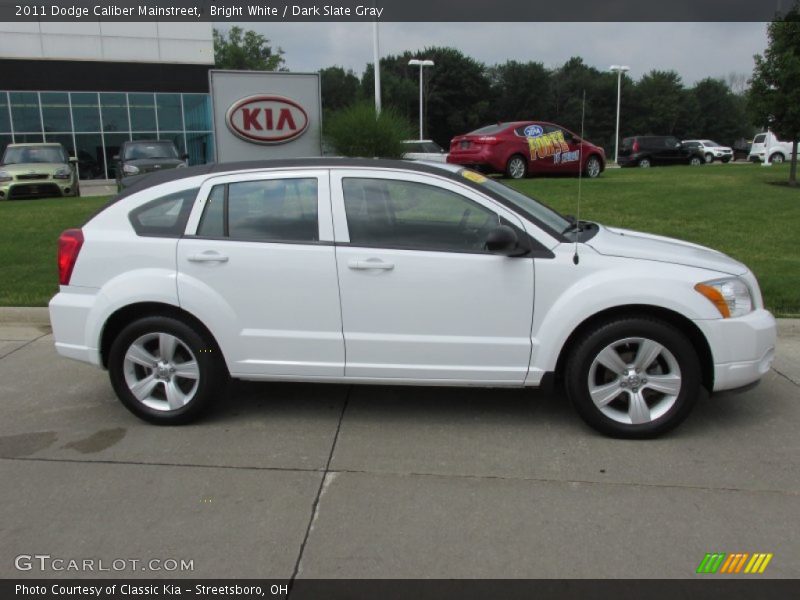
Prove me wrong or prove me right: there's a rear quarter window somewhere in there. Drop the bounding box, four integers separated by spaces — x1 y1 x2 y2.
129 188 198 237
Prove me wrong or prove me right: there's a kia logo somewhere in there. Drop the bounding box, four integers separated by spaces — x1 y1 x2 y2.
225 95 309 145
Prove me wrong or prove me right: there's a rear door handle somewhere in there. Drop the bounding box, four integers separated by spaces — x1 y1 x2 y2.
348 259 395 271
187 252 229 263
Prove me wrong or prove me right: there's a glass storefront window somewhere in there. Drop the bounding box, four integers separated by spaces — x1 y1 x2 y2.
103 133 130 179
182 94 212 131
186 132 214 165
2 90 214 175
71 93 101 133
156 94 183 131
10 92 41 133
0 94 10 133
75 133 104 179
44 133 76 158
0 134 12 159
129 93 156 131
100 93 129 133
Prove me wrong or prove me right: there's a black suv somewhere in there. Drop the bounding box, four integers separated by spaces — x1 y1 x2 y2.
618 136 705 168
113 140 188 188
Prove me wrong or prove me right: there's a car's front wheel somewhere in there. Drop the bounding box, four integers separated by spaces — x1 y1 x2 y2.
564 317 701 438
108 316 226 424
505 155 528 179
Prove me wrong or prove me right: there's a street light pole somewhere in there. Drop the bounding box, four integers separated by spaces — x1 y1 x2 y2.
609 65 630 164
408 59 434 140
373 21 381 114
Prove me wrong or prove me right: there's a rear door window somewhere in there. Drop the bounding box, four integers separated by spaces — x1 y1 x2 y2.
196 178 319 243
753 134 766 144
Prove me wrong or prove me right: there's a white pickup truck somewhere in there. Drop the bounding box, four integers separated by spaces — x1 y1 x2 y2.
748 131 799 163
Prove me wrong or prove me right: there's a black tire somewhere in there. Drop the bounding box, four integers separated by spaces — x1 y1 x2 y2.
108 316 227 425
584 155 602 178
769 153 784 164
564 317 701 438
721 157 732 164
505 154 528 179
704 153 714 164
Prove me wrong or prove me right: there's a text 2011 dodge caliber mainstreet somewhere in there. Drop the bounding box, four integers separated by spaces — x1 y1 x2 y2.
48 159 776 438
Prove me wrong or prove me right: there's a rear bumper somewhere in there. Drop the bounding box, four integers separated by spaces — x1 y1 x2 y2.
694 309 777 392
48 288 103 367
447 152 506 173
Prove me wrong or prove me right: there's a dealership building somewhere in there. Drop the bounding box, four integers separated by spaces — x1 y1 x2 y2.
0 22 215 179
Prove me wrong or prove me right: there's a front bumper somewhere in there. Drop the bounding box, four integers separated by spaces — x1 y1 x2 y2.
694 309 777 392
0 179 75 199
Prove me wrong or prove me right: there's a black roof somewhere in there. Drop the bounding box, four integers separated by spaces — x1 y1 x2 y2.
117 158 459 200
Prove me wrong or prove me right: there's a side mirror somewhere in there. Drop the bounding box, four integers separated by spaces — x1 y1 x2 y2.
69 156 78 163
181 153 189 160
112 154 120 161
485 225 523 256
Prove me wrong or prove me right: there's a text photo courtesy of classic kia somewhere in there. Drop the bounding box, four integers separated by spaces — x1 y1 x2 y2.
49 159 776 439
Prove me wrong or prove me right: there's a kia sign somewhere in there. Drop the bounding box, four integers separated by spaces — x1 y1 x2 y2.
210 70 322 161
226 95 309 145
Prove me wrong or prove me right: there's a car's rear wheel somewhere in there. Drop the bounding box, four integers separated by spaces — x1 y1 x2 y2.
108 316 226 424
637 158 651 168
564 317 701 438
769 153 785 164
689 156 703 166
704 153 714 164
585 155 602 178
505 155 528 179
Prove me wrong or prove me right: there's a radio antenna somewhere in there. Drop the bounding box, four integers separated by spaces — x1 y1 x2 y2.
573 90 586 265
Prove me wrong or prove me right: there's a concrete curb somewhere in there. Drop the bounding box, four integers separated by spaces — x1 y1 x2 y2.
0 306 798 336
0 307 50 325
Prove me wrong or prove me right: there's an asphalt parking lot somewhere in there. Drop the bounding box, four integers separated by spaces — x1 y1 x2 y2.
0 320 798 580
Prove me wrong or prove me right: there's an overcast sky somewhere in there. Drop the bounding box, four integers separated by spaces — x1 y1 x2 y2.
230 22 769 85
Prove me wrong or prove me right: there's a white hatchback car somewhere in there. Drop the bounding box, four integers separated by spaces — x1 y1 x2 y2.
49 159 776 438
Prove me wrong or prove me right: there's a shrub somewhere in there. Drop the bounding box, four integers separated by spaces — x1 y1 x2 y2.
324 102 413 159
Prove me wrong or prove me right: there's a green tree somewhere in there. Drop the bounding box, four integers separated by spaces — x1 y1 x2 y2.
362 47 491 146
687 78 750 146
213 27 286 71
486 60 550 121
320 66 361 113
749 7 800 185
628 70 687 136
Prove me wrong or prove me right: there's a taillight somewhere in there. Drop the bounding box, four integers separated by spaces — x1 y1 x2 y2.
58 228 84 285
632 140 640 152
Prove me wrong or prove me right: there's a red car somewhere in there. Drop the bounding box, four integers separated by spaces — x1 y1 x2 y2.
447 121 606 179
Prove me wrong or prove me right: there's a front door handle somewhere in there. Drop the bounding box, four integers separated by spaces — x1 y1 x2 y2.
187 252 229 263
348 259 395 271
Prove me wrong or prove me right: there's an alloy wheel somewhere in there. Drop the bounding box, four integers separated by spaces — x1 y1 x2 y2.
587 337 682 425
123 332 200 412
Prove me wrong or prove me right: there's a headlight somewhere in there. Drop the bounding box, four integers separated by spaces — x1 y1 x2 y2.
0 170 12 183
695 277 753 318
122 164 140 175
53 167 72 180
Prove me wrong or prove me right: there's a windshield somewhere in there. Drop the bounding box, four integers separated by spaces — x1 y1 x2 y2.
458 169 570 236
123 142 179 160
2 145 67 165
701 140 720 146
